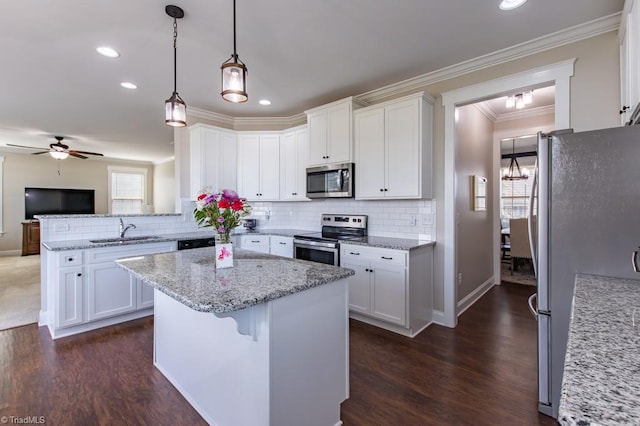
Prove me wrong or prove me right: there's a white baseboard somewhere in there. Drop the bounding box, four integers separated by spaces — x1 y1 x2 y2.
457 277 495 317
431 309 447 327
0 250 22 256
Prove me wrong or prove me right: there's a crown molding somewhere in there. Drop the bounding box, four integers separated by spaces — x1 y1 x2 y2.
189 106 305 129
473 102 498 122
495 105 555 123
355 12 621 105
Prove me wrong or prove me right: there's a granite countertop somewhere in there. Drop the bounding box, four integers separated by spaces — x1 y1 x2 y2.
115 247 354 313
341 235 435 251
35 213 182 219
558 273 640 426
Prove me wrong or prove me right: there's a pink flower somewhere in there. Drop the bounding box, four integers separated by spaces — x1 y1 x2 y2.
218 226 226 234
222 189 240 201
217 216 225 223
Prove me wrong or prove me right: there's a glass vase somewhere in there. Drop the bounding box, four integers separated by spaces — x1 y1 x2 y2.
215 234 233 268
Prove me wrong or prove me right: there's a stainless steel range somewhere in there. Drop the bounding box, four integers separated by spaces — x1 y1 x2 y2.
293 214 368 265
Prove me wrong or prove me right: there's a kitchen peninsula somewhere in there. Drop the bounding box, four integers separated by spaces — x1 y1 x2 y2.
116 247 354 426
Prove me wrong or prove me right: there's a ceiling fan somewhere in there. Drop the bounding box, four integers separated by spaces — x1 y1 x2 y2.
6 136 104 160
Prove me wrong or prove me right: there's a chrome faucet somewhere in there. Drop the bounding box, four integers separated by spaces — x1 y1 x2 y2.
119 218 137 238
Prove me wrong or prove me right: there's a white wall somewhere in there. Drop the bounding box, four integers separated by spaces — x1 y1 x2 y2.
153 160 175 214
455 104 495 302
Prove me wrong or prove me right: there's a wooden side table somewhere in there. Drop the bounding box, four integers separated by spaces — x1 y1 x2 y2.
22 221 40 256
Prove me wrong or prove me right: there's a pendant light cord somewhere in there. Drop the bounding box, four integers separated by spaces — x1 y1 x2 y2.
232 0 238 61
173 17 178 93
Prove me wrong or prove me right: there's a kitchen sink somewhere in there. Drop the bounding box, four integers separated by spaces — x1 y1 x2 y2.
89 236 162 243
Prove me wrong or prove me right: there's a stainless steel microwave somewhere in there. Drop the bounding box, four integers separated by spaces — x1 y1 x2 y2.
306 163 354 198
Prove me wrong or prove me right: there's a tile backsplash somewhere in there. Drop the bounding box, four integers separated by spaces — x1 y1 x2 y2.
248 198 435 240
39 198 435 242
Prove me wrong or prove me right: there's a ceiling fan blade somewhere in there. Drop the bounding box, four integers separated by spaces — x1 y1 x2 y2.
31 151 49 155
70 150 104 156
69 152 88 159
6 143 47 150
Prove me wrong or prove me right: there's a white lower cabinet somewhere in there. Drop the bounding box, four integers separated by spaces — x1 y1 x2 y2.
56 266 84 329
240 234 270 254
49 242 176 337
340 244 433 337
270 236 293 258
86 262 137 321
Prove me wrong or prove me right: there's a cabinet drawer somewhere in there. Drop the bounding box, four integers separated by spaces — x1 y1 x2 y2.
341 245 407 267
58 251 83 267
241 235 270 246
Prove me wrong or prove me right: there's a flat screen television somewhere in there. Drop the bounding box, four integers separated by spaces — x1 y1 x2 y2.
25 187 95 219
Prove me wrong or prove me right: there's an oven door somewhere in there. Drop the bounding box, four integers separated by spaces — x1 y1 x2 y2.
293 240 339 266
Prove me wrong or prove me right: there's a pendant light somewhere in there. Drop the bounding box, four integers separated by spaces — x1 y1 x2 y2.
502 139 529 180
165 5 187 127
221 0 248 103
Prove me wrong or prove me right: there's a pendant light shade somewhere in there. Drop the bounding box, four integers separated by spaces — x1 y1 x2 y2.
165 5 187 127
502 139 529 181
221 0 248 103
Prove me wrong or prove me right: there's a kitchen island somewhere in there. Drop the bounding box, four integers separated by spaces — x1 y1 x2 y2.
558 273 640 425
116 247 354 426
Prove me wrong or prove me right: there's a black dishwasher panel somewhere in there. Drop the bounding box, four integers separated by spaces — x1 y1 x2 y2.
177 238 216 250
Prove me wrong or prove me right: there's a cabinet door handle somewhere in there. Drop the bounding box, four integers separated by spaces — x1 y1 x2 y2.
381 256 393 260
251 240 260 243
349 252 360 255
365 268 369 272
279 242 286 245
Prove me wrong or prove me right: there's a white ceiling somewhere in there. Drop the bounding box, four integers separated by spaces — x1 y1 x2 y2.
0 0 624 163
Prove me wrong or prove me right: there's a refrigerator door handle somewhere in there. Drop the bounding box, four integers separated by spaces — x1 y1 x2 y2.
633 250 640 272
528 159 538 278
528 293 538 318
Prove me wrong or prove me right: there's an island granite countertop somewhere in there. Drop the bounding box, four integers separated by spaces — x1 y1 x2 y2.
115 247 355 313
558 273 640 426
341 235 434 251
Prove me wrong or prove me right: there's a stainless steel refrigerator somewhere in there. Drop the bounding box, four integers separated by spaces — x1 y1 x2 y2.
530 124 640 418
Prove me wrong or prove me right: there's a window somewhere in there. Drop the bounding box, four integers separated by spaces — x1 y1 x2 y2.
500 176 531 219
108 166 147 214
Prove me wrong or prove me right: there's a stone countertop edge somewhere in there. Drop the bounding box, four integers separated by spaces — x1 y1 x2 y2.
558 273 640 426
340 236 435 251
115 247 355 314
35 213 182 219
42 228 434 251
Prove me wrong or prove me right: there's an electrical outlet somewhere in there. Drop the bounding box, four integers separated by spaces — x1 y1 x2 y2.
422 215 433 225
54 223 70 232
409 218 417 226
458 273 463 286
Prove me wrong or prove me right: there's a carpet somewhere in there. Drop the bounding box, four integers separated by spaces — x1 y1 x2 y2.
0 254 41 331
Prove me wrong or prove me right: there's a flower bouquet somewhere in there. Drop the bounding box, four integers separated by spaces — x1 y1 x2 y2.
194 188 251 267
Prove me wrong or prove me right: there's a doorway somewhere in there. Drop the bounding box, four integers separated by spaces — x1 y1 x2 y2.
440 59 575 328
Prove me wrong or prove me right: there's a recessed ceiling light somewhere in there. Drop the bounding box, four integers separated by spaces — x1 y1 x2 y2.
259 99 271 106
96 46 120 58
121 82 137 89
499 0 527 10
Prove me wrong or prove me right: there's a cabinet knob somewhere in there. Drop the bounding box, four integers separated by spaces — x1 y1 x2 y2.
369 269 374 273
384 188 388 192
620 105 631 114
380 189 384 192
77 273 82 277
68 257 74 261
365 268 369 272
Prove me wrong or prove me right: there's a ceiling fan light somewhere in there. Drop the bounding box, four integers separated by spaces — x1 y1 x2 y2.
499 0 527 11
523 90 533 105
515 94 525 109
49 151 69 160
165 92 187 127
221 61 248 103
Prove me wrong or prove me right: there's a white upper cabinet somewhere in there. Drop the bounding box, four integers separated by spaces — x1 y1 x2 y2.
305 97 361 166
620 1 640 124
280 126 310 201
354 92 433 199
237 133 280 201
188 124 237 199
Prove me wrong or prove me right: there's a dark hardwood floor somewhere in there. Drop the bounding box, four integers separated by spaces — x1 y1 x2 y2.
0 283 556 425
